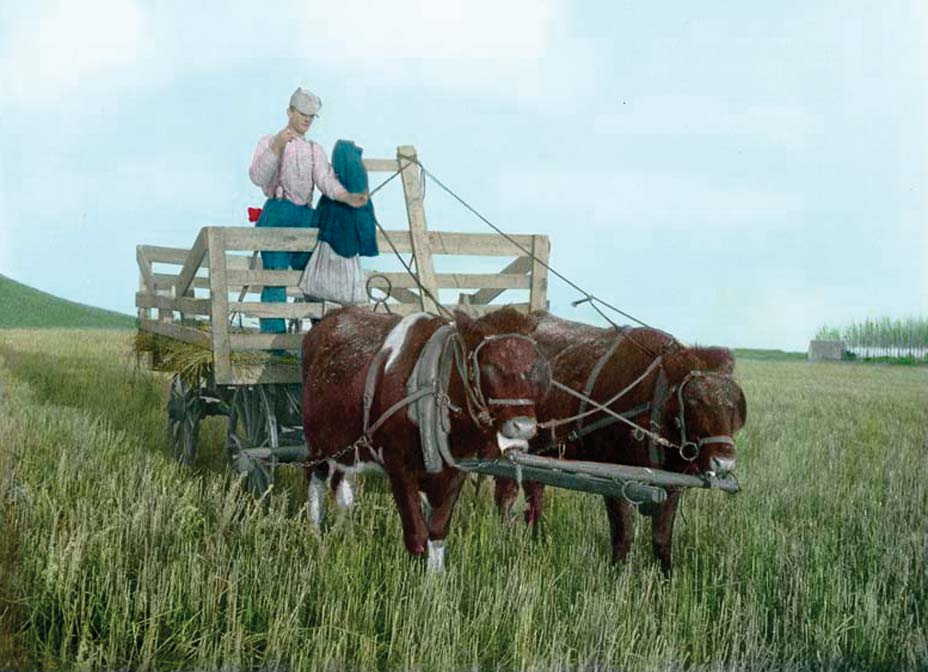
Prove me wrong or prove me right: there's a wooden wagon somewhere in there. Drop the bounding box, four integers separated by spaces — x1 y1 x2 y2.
135 145 552 494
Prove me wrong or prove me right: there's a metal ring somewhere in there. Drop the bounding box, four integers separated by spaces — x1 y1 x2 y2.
679 441 699 462
365 273 393 303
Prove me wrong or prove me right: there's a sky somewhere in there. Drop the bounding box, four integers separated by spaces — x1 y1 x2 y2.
1 0 926 351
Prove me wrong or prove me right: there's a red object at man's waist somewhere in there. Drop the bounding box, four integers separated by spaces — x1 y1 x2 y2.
247 207 263 223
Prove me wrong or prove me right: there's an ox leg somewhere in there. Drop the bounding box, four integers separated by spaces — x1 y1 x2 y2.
651 489 683 576
523 481 545 531
307 466 328 529
604 496 635 565
494 477 520 523
424 471 467 573
388 475 429 559
331 470 355 511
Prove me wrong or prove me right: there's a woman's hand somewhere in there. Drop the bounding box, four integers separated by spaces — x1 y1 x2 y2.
341 191 369 208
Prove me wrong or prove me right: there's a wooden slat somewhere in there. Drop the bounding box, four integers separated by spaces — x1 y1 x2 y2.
388 302 530 317
529 235 551 312
136 246 156 293
222 227 318 252
467 256 533 305
138 245 190 265
229 333 305 351
227 270 303 287
153 273 209 291
136 292 211 315
399 146 439 313
138 319 210 347
228 363 302 385
228 301 325 318
370 272 530 290
427 232 534 256
175 228 209 298
362 158 401 173
207 229 233 382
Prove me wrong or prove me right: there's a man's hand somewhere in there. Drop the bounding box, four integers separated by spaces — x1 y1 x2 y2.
271 127 300 153
342 191 369 208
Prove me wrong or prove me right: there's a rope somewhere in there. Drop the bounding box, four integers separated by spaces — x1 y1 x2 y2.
398 153 661 359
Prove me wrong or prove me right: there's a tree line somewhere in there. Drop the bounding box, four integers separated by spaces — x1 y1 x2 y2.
814 317 928 360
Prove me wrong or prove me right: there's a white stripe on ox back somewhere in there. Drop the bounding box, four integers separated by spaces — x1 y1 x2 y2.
382 312 431 371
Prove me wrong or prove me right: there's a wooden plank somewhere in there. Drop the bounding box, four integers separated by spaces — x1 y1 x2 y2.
136 292 211 315
368 272 530 291
388 302 530 317
227 270 303 287
228 301 325 318
136 246 156 293
398 146 439 313
229 333 305 351
153 273 210 291
138 318 210 347
529 235 551 312
228 363 303 385
223 227 319 252
467 256 533 305
427 232 534 256
207 229 233 383
138 245 190 265
175 228 209 298
362 158 401 173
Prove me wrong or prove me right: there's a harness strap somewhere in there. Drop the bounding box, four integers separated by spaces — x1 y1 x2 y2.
566 401 652 443
576 328 627 434
647 369 670 466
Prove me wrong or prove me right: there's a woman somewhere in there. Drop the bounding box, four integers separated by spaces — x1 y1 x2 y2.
248 87 368 334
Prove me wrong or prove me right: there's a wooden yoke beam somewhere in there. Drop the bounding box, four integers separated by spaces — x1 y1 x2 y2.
398 146 440 314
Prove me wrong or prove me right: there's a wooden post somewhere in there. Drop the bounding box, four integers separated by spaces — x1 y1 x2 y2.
207 228 233 383
529 235 550 313
398 146 440 314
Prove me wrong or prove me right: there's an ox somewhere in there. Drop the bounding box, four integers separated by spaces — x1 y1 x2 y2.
490 312 746 574
301 306 551 571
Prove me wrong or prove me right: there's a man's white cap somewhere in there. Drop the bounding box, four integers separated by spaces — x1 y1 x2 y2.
290 87 322 116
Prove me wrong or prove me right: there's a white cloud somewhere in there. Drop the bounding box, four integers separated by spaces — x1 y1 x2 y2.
0 0 152 103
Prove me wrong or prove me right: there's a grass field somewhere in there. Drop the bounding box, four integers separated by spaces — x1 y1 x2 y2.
1 329 926 671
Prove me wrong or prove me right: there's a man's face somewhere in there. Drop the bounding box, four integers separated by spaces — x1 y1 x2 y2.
287 107 314 135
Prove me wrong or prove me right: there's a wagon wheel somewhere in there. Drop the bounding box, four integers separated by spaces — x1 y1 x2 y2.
167 374 201 465
226 385 279 461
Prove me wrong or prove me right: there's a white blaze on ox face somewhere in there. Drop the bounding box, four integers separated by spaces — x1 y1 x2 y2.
382 312 431 372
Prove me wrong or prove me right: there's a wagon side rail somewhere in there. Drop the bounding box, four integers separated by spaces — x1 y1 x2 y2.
135 145 551 385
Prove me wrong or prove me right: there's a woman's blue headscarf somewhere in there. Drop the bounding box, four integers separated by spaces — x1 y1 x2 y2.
313 140 379 258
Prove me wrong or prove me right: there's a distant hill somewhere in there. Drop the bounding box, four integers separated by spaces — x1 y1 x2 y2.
0 274 135 329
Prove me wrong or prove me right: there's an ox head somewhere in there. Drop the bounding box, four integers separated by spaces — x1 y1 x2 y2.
665 371 746 478
456 309 551 453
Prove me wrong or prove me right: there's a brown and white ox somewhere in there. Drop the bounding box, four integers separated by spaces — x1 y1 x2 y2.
301 306 551 572
490 313 746 574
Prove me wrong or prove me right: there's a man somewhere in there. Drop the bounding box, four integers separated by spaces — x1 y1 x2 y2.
249 87 368 334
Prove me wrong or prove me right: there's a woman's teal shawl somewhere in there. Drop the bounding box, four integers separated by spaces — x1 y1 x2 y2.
313 140 379 258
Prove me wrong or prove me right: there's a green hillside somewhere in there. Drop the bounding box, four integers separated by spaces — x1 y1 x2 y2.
0 274 135 329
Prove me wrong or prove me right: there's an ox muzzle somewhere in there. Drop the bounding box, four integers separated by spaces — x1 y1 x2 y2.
496 415 537 453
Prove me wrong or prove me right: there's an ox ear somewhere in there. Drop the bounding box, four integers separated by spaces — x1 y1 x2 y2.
693 346 735 374
454 310 488 348
735 385 747 430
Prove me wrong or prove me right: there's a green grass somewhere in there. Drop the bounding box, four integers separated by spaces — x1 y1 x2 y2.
1 329 927 670
0 274 135 329
733 348 806 362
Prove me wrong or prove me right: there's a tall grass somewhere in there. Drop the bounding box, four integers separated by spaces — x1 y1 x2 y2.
1 329 927 670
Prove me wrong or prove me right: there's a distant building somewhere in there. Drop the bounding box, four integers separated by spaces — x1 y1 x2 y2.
808 340 844 361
